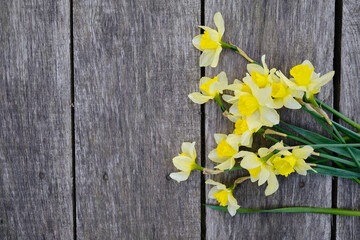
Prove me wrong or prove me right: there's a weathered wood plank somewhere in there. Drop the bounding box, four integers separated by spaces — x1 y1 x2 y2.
74 0 201 238
205 1 334 239
337 0 360 239
0 1 73 239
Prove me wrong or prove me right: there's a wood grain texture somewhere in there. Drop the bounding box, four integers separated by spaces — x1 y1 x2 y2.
337 0 360 239
0 0 73 239
74 1 201 239
205 1 334 239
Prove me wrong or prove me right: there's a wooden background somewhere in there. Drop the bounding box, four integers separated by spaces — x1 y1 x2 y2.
0 0 358 239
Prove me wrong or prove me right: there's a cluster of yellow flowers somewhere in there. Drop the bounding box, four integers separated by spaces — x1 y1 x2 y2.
170 12 335 216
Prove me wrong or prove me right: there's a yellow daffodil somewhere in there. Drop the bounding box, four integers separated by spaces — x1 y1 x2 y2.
277 60 335 99
188 72 228 104
271 76 304 109
208 134 241 170
247 55 277 88
223 75 280 130
192 12 224 67
269 144 314 177
170 142 203 182
206 179 240 216
239 142 288 196
292 146 315 175
229 118 256 147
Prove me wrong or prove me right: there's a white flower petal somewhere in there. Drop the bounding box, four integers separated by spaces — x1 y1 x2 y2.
192 34 203 50
240 154 261 169
172 156 194 172
181 142 196 159
215 157 235 170
200 49 216 67
214 12 225 37
210 47 222 68
169 171 190 182
292 146 314 159
188 92 212 104
265 172 279 196
283 95 301 109
214 133 227 144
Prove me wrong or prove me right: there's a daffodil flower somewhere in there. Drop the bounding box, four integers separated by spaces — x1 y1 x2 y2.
224 75 280 130
277 60 335 99
292 146 315 175
239 142 289 196
208 134 242 170
170 142 203 182
188 72 228 104
229 118 256 147
246 55 277 88
192 12 224 67
206 179 240 216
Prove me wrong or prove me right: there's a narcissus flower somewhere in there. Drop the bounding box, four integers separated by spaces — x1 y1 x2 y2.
192 12 224 67
170 142 203 182
206 179 240 216
208 134 242 170
239 142 288 196
292 146 315 175
224 75 280 130
230 118 256 147
188 72 228 104
247 55 277 88
277 60 335 99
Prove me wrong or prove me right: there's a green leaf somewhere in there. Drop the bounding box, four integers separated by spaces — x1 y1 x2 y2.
205 205 360 216
313 164 360 178
332 121 360 143
282 121 360 158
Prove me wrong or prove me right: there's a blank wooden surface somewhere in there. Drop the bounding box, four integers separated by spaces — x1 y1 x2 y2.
0 1 73 239
74 0 201 239
205 1 334 239
337 0 360 239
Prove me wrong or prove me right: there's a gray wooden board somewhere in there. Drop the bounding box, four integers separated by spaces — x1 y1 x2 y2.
205 1 334 239
337 0 360 239
74 0 201 239
0 0 73 239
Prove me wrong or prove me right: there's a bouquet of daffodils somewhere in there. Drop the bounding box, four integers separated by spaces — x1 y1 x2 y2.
170 12 360 217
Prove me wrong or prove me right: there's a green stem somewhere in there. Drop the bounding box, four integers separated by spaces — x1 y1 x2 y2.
213 94 226 112
302 143 360 148
206 205 360 216
315 97 360 130
224 166 243 172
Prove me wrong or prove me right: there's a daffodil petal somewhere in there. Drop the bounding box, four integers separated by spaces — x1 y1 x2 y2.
258 165 270 185
227 194 240 216
192 34 203 50
188 92 212 104
215 157 235 170
240 153 261 169
200 49 216 67
214 12 225 37
283 95 301 109
208 149 226 163
292 146 314 159
169 171 190 182
210 47 222 68
214 133 227 144
265 172 279 196
172 156 194 171
181 142 196 159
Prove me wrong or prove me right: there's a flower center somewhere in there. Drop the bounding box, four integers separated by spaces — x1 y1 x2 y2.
271 82 288 98
199 76 218 96
200 31 219 49
213 190 229 206
217 139 237 158
234 118 249 135
238 95 259 117
290 64 314 87
251 71 269 88
248 166 261 179
272 155 296 177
